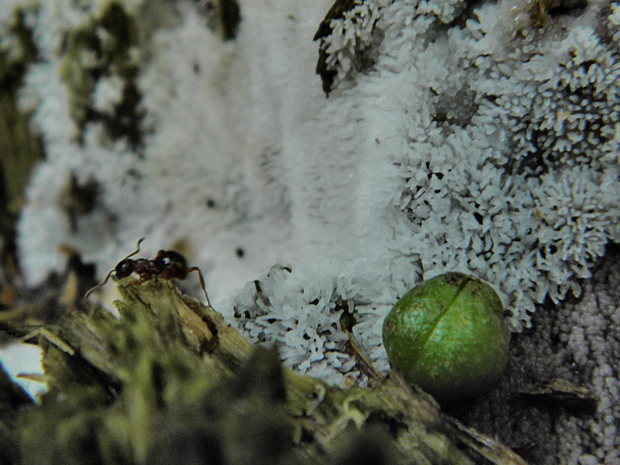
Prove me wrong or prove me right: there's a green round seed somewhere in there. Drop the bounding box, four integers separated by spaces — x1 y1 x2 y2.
382 272 510 403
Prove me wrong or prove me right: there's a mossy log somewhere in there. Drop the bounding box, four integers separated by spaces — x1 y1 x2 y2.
5 278 528 464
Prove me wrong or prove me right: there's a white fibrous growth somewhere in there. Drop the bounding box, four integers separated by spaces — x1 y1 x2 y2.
6 0 620 387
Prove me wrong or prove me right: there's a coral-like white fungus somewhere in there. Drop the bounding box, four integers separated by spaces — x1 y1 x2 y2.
3 0 619 398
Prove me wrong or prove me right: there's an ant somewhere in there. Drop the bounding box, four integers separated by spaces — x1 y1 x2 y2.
84 238 211 307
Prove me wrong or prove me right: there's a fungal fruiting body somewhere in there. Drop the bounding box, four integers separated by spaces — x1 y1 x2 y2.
382 273 510 403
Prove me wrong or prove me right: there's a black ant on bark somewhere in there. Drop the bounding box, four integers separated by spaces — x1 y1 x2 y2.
83 238 211 306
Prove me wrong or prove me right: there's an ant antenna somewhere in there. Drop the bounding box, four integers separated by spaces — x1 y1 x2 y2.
187 266 212 308
83 238 145 302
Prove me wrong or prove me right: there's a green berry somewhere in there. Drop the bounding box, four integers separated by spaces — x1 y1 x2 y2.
382 272 510 403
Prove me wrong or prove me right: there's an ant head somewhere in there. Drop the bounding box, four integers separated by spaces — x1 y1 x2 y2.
115 259 135 279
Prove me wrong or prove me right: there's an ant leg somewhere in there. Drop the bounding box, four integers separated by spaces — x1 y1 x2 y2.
83 238 146 302
123 277 150 307
125 277 148 288
187 267 211 307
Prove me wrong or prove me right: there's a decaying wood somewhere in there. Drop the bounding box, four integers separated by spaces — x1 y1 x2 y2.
6 278 528 464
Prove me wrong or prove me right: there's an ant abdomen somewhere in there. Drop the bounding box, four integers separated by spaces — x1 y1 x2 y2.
156 250 188 280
